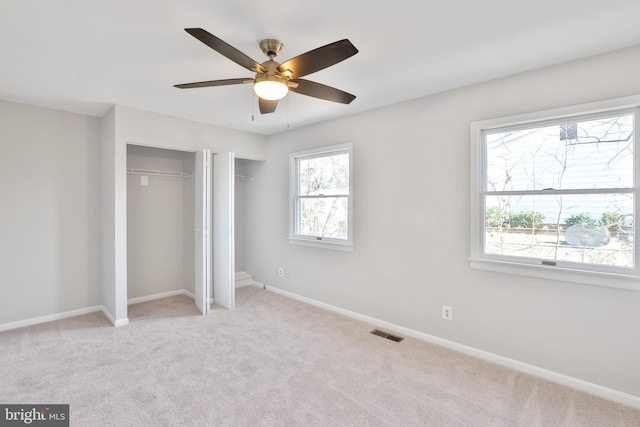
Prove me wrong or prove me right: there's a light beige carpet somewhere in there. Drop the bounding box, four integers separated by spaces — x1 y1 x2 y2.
1 286 639 426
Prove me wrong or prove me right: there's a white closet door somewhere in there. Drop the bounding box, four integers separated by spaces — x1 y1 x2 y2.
213 151 235 309
194 149 212 315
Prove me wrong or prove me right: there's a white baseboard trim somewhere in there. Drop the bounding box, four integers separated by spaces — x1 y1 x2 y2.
261 284 640 409
0 305 105 333
114 318 129 327
128 289 187 305
235 271 255 288
235 280 255 288
3 289 198 330
0 288 196 330
101 306 129 327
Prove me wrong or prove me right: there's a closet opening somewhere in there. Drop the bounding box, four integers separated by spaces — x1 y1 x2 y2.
126 144 200 314
234 158 260 288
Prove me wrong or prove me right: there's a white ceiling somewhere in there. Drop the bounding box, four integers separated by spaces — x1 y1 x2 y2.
1 1 640 136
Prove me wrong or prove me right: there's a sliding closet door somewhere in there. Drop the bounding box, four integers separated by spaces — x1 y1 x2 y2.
213 151 235 309
194 149 211 315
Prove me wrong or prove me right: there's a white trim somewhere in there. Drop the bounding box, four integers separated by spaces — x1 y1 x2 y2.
470 95 640 290
130 288 196 301
289 142 354 251
235 281 254 288
235 271 255 288
260 284 640 409
288 237 354 252
0 305 104 332
288 141 353 159
473 94 640 131
127 289 186 305
0 290 203 331
470 258 640 291
101 306 129 327
235 271 252 281
212 151 235 309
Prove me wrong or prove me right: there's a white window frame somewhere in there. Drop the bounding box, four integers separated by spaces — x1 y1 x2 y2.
289 142 354 252
470 95 640 292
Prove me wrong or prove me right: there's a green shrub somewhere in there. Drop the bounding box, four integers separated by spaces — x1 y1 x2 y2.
565 213 597 227
600 211 624 231
510 210 545 228
485 207 511 227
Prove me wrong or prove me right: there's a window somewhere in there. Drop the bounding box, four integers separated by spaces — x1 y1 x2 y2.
470 96 640 291
289 142 353 251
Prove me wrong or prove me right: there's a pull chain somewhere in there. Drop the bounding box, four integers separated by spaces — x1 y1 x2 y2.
286 95 290 130
251 90 255 122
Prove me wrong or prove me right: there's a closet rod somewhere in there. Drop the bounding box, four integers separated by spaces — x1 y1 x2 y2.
127 168 192 178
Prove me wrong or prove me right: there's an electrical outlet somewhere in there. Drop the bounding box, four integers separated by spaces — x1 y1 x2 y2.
442 305 453 320
284 269 289 278
278 267 284 277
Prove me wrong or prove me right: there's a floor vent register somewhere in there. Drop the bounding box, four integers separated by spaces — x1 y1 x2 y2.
370 329 404 342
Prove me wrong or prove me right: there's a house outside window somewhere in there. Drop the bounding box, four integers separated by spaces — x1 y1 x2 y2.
289 142 353 251
470 96 640 291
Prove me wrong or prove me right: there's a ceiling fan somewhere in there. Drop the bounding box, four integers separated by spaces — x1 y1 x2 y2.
174 28 358 114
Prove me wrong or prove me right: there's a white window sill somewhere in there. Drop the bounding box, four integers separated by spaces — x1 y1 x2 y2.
469 258 640 292
288 237 354 252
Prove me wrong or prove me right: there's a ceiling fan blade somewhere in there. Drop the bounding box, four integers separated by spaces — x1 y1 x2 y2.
174 78 252 89
289 79 356 104
185 28 266 73
277 39 358 79
259 98 278 114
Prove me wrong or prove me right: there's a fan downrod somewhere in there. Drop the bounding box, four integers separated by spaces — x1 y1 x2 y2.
259 39 284 58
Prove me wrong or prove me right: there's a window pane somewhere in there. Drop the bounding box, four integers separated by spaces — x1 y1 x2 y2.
485 114 634 191
299 153 349 196
485 194 634 267
297 197 349 240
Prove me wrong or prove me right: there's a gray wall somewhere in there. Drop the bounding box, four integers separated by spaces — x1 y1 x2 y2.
1 102 267 327
2 43 640 400
243 45 640 397
101 106 117 319
126 145 195 299
0 100 102 324
182 153 195 295
234 158 259 274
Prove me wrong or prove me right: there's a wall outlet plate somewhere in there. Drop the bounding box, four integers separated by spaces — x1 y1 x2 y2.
442 305 453 320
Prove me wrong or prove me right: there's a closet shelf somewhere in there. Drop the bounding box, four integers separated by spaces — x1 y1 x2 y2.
127 168 192 178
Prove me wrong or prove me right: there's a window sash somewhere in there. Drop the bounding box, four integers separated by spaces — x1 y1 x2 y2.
470 97 640 289
297 152 350 196
289 142 353 250
482 192 635 269
482 112 635 193
294 195 349 241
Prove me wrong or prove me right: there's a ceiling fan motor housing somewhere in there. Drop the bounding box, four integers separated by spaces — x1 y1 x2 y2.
259 39 284 58
258 59 281 76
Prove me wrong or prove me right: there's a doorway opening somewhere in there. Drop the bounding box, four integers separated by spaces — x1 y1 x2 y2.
126 145 200 316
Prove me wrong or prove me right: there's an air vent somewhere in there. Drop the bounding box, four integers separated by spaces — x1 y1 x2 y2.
370 329 404 342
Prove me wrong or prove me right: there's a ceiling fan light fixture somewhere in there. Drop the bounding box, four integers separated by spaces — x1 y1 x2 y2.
175 29 358 114
253 74 288 101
